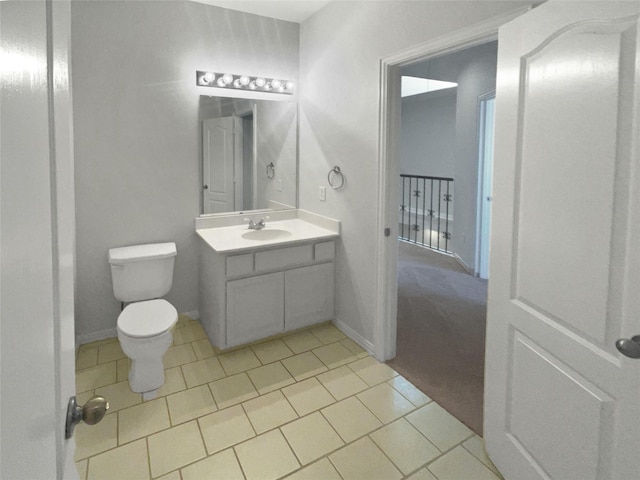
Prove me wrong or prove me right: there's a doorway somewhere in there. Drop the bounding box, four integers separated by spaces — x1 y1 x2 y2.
385 41 497 434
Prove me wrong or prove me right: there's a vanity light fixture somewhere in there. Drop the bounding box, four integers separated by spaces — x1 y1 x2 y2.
196 70 294 95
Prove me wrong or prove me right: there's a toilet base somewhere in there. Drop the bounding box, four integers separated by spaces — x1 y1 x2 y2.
142 390 158 401
118 327 174 398
128 356 166 394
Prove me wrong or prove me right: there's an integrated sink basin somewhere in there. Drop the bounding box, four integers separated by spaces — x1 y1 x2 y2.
241 229 292 241
195 211 340 253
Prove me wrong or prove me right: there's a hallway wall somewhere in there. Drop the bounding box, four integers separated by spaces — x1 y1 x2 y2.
299 1 530 346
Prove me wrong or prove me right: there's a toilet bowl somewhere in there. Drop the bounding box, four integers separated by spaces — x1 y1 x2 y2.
117 299 178 400
108 242 178 399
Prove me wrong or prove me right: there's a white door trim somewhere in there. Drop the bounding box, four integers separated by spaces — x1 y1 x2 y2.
374 6 532 361
475 90 496 279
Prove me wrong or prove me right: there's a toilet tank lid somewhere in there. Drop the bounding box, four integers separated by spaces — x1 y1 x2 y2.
109 242 177 265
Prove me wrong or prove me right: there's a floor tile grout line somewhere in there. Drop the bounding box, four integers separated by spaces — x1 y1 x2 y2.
363 431 406 478
354 387 418 429
145 436 153 479
277 425 304 473
231 445 249 480
460 439 502 476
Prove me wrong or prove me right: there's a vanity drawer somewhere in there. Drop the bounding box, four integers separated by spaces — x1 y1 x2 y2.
226 253 254 277
314 241 335 262
255 244 313 272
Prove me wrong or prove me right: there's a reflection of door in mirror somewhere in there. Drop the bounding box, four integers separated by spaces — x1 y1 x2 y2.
199 95 297 215
203 116 243 213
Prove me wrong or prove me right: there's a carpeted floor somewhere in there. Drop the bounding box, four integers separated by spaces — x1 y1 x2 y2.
387 241 488 435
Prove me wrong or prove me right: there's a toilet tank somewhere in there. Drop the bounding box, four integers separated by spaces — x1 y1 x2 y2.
108 242 177 303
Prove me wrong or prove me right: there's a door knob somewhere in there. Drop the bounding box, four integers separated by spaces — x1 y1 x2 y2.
65 395 110 439
615 335 640 359
203 185 208 190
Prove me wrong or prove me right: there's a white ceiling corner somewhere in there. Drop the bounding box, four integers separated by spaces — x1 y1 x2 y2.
190 0 331 23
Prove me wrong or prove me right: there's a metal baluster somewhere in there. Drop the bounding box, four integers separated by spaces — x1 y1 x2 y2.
421 178 426 246
414 178 420 243
445 180 450 252
409 176 413 242
429 179 434 249
401 177 406 240
437 180 442 251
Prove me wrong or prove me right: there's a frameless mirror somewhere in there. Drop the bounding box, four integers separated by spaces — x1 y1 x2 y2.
199 95 297 215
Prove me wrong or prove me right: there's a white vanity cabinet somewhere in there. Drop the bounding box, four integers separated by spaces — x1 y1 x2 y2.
226 272 285 346
198 239 336 349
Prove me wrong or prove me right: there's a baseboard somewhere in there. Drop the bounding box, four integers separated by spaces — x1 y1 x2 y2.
76 310 200 346
333 317 375 357
76 328 117 346
182 310 200 320
453 253 475 275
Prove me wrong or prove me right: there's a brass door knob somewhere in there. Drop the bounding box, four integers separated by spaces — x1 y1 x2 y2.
82 396 110 425
65 396 110 439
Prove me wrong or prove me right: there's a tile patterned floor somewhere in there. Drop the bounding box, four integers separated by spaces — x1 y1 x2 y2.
75 316 502 480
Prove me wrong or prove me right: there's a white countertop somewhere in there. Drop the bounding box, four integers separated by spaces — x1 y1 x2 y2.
197 217 339 253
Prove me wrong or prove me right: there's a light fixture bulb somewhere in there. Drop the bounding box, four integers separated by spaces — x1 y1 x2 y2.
240 76 250 86
203 72 215 83
285 81 294 90
249 81 257 90
233 79 242 88
217 78 227 87
264 82 272 91
255 77 266 87
271 79 282 89
222 73 233 84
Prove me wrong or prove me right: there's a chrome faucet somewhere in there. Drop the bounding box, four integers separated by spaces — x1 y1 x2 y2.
245 217 267 230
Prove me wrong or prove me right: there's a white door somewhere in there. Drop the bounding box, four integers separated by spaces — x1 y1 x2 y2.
485 2 640 480
1 0 78 478
202 116 240 214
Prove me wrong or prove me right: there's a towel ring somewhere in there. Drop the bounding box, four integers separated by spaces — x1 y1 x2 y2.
266 162 275 179
328 166 345 190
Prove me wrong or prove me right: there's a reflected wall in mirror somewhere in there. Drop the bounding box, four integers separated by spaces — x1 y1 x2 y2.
199 95 297 215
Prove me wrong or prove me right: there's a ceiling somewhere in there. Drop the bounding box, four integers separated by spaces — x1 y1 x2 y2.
191 0 331 23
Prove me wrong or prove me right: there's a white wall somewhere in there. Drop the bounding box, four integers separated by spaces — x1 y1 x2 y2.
400 89 457 178
450 42 498 267
72 0 299 341
299 1 528 346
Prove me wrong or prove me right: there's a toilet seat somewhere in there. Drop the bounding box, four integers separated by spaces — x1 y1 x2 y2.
117 299 178 338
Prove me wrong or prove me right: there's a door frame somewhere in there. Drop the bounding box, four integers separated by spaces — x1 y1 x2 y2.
475 89 496 279
374 6 532 362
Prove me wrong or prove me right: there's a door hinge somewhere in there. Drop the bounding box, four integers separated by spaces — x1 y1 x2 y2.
384 227 391 237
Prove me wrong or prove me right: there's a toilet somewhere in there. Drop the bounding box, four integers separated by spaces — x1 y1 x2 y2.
108 242 178 400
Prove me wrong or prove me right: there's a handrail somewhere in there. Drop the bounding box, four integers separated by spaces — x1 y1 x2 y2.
400 174 454 182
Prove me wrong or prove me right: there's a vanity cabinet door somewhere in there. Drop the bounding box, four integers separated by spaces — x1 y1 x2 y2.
284 263 335 331
226 272 284 347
